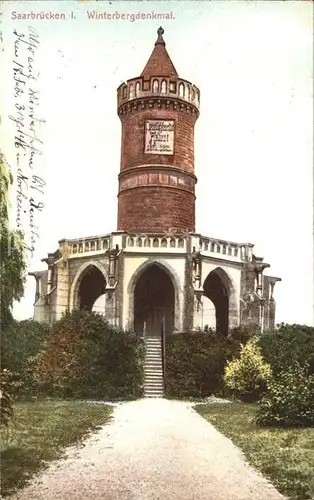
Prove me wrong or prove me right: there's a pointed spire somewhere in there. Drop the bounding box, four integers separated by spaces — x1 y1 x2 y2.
141 27 178 78
155 26 165 46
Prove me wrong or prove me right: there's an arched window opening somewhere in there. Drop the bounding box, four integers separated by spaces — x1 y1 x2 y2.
152 79 159 93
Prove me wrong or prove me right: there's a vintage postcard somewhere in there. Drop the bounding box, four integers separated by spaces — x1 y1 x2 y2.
0 0 313 498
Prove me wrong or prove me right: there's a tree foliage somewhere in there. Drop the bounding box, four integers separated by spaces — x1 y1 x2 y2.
258 323 314 376
224 337 272 402
255 363 314 427
0 152 27 328
0 369 21 426
1 320 51 397
33 310 145 400
165 328 250 399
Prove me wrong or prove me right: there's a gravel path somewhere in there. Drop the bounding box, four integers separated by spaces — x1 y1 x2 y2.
10 399 286 500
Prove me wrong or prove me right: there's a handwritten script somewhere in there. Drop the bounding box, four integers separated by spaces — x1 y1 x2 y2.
9 25 45 259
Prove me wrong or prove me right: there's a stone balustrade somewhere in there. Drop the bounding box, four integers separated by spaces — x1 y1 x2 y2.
125 234 186 252
60 235 111 257
58 233 252 261
198 236 253 261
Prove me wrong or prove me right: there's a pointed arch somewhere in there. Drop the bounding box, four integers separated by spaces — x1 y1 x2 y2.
69 260 109 311
202 267 238 334
127 259 181 333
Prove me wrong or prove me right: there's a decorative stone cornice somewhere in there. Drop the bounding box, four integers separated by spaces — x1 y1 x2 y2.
118 164 197 182
118 97 199 118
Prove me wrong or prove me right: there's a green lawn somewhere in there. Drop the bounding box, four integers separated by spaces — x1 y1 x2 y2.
0 399 113 498
195 403 314 500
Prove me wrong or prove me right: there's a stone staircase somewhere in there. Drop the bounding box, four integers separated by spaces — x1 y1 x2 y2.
143 336 164 398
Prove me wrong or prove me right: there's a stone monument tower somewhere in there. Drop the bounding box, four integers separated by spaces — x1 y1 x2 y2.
30 28 281 396
117 27 198 235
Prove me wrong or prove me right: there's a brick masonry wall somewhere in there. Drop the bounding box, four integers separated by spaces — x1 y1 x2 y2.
119 107 196 174
117 102 198 233
117 186 195 233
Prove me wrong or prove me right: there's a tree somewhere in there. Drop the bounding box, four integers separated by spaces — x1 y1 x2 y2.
0 152 27 328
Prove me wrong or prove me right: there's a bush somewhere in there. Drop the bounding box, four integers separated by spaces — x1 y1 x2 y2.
0 369 21 426
34 310 145 400
224 337 272 402
1 320 51 397
258 323 314 376
165 329 245 399
255 363 314 427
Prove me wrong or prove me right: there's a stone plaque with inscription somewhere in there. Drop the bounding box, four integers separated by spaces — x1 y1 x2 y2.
145 120 174 155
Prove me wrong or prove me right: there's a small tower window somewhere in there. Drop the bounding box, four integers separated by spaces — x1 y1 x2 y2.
187 85 191 101
152 79 159 93
129 84 134 99
161 80 167 94
169 81 176 93
135 82 140 97
191 88 195 101
123 85 127 98
179 82 185 98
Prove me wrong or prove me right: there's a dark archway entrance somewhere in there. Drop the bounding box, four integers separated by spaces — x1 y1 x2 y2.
78 266 107 311
134 264 175 336
203 268 230 334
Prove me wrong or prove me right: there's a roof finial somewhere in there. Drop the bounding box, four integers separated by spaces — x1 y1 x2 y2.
155 26 165 46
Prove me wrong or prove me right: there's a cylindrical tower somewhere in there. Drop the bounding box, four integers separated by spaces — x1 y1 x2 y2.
117 27 200 234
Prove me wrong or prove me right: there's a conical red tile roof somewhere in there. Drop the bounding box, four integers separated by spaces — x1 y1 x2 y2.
141 27 178 78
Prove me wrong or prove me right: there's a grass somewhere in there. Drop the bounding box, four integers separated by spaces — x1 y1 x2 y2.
0 399 113 498
195 403 314 500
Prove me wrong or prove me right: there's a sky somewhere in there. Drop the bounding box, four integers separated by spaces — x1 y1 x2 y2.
1 0 313 326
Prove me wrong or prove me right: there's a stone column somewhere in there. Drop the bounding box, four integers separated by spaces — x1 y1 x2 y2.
55 260 69 322
254 257 270 333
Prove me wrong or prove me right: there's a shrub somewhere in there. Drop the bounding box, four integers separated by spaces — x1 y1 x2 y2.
34 310 145 400
255 363 314 427
1 320 51 397
224 337 272 402
165 329 244 399
258 323 314 376
0 369 21 426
